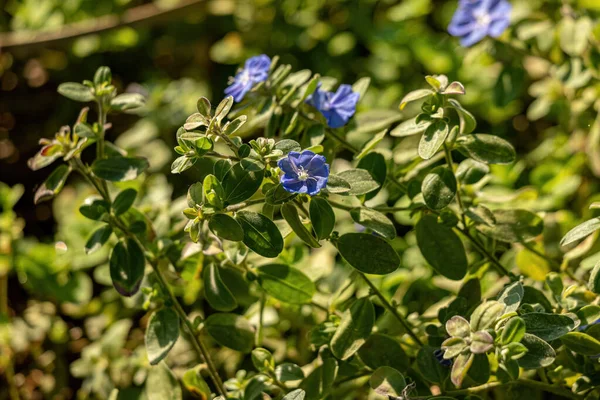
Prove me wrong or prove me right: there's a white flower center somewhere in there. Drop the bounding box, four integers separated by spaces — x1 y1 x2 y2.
297 168 310 181
239 70 251 84
474 11 491 27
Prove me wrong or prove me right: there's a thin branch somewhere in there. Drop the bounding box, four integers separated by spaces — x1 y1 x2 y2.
0 0 205 49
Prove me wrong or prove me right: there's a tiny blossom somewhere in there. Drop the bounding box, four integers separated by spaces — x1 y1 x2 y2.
278 150 329 196
225 55 271 102
306 84 359 128
448 0 512 47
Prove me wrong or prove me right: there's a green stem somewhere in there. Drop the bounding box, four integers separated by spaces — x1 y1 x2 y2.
419 379 581 399
357 272 423 346
148 258 227 396
225 198 266 212
442 143 468 227
328 199 410 213
324 128 359 153
81 168 227 397
457 227 515 279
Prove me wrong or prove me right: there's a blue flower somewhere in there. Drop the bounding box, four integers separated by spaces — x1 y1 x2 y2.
433 348 453 367
278 150 329 196
225 55 271 102
306 84 360 128
448 0 512 47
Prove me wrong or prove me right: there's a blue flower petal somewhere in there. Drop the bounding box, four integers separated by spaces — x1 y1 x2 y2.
225 54 271 102
278 150 330 196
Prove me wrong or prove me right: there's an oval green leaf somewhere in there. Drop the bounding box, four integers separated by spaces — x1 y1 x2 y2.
235 211 284 258
256 264 316 304
336 233 400 275
416 215 467 280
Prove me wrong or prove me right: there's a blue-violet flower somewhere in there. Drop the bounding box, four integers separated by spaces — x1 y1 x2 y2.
278 150 329 196
306 84 359 128
448 0 512 47
225 54 271 102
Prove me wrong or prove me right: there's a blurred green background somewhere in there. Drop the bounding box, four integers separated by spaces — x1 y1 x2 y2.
2 0 600 398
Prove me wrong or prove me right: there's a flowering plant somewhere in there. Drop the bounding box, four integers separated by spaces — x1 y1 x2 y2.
3 0 600 398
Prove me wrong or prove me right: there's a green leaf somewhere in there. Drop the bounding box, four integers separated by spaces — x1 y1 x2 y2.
197 97 211 116
561 218 600 246
235 211 284 258
589 262 600 294
94 66 112 86
417 345 449 384
274 139 302 154
390 116 431 137
221 163 264 205
325 173 352 194
561 332 600 355
399 89 433 110
171 156 196 174
355 129 387 160
79 196 110 220
350 207 396 240
57 82 94 102
208 213 244 242
456 134 516 164
518 334 556 369
184 113 209 130
223 115 247 136
110 93 145 112
74 122 96 138
451 352 473 388
416 215 467 280
369 366 406 397
145 308 179 365
299 358 338 400
256 264 316 304
331 297 375 360
477 209 543 243
92 157 149 181
358 334 409 372
560 16 593 56
251 347 275 373
203 174 225 209
497 281 524 313
337 168 380 196
182 367 211 399
109 238 145 297
419 120 449 160
446 316 470 338
352 77 371 99
456 159 489 185
274 363 304 382
521 313 575 342
576 305 600 326
84 225 112 255
447 99 476 134
204 313 254 353
112 188 137 216
281 203 321 248
147 362 182 400
356 152 387 200
470 301 505 331
203 264 237 311
214 96 234 122
265 184 297 205
336 233 400 275
501 317 526 345
309 198 335 240
422 166 457 210
282 389 305 400
34 164 71 204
